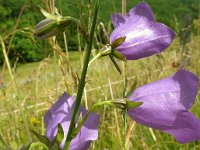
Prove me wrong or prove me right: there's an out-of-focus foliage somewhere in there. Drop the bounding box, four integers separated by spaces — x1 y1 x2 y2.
0 0 199 64
0 0 49 65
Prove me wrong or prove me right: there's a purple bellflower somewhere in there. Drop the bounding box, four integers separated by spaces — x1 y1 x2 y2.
128 69 200 143
110 2 176 60
45 93 100 150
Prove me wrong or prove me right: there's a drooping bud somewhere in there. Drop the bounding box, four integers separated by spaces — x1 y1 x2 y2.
34 8 79 39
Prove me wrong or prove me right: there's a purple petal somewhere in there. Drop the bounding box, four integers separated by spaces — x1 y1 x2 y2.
128 1 154 22
45 92 99 150
111 13 126 28
128 69 198 129
163 111 200 143
110 2 175 60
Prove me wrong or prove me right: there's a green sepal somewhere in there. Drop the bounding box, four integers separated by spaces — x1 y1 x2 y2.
40 7 58 20
111 99 126 109
125 76 137 98
126 101 143 109
53 124 64 144
50 124 65 149
31 124 64 149
112 49 127 62
54 7 61 16
31 130 51 147
111 37 126 49
109 55 122 74
19 142 32 150
111 99 143 110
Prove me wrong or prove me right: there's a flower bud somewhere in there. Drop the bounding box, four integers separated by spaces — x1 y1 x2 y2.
34 8 79 39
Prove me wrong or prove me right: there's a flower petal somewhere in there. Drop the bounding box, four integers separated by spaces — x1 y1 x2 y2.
164 111 200 143
45 92 99 150
128 69 198 128
110 2 175 60
45 93 73 142
111 13 126 28
69 112 100 150
128 1 154 22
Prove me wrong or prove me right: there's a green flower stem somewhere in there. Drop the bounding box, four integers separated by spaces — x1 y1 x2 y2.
73 100 113 137
88 52 101 67
88 45 112 67
123 109 127 150
63 1 100 149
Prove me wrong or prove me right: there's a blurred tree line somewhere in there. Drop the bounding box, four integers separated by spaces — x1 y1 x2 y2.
0 0 199 64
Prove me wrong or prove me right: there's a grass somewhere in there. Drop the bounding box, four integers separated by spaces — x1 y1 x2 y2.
1 36 200 149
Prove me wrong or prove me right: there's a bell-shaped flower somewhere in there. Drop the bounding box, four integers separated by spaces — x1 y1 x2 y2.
128 69 200 143
110 2 176 60
45 92 100 150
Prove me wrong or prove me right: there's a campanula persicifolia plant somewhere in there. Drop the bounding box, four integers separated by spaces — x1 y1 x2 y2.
24 1 200 150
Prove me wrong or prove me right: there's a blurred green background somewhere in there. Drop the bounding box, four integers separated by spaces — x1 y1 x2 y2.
0 0 199 64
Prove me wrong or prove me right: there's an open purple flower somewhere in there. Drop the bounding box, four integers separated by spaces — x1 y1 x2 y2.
110 2 176 60
45 93 100 150
128 69 200 143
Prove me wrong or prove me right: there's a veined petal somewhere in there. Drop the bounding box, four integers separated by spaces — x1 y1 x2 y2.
128 69 198 128
45 93 73 142
164 111 200 143
45 92 99 150
110 2 175 60
115 22 175 60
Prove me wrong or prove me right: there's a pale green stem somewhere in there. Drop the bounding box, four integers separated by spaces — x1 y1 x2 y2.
88 52 101 67
123 109 127 150
0 35 18 95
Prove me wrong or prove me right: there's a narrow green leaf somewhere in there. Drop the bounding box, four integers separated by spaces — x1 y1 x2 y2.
109 55 121 74
40 7 58 20
125 76 137 98
19 142 32 150
31 130 51 147
111 37 126 48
